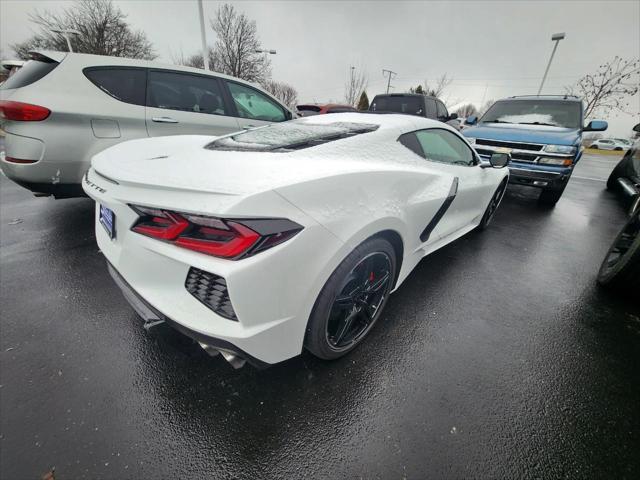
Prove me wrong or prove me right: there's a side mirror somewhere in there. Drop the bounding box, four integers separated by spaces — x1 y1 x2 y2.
482 151 511 169
465 115 478 125
583 120 608 132
448 112 458 120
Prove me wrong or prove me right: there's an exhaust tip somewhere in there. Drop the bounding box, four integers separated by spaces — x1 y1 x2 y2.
220 350 246 369
198 342 220 357
198 342 246 368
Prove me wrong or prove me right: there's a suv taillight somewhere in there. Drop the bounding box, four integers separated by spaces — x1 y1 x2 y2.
0 101 51 121
130 206 303 259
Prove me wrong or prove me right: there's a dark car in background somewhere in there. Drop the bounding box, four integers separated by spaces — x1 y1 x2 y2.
596 124 640 296
296 103 357 116
606 123 640 214
368 93 458 124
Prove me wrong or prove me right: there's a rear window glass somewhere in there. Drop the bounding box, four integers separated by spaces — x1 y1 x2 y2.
370 96 424 116
1 60 58 90
327 107 357 113
206 121 379 152
84 68 147 106
297 105 321 112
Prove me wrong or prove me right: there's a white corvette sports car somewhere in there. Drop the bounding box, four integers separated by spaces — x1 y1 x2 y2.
83 113 510 368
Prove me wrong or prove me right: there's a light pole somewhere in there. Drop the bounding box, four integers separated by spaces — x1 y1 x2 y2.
197 0 209 70
50 28 81 52
537 32 565 95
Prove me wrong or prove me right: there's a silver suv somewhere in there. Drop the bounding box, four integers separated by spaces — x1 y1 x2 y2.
0 51 294 198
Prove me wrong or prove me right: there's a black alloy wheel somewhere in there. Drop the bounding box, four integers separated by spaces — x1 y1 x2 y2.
326 252 392 351
478 179 507 230
305 237 397 360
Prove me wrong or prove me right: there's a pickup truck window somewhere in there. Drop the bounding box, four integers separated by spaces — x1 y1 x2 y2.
436 100 448 121
481 99 581 129
425 98 437 118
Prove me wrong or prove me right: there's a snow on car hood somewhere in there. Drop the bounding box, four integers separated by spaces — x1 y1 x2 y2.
90 130 415 196
463 123 580 146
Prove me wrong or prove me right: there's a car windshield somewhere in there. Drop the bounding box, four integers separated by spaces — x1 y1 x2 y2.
481 99 582 129
206 121 379 152
370 96 424 115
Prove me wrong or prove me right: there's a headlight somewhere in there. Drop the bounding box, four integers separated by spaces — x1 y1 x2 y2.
466 137 476 145
538 157 573 166
542 144 576 154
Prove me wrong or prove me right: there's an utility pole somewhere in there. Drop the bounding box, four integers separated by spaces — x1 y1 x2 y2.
538 32 566 95
197 0 209 70
382 69 396 94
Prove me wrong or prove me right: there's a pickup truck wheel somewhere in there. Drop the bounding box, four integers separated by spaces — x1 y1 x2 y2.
597 211 640 295
538 186 565 207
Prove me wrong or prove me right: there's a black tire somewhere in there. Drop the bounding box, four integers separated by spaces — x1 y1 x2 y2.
477 178 508 230
597 211 640 295
606 167 621 191
305 237 397 360
538 185 565 207
614 147 623 151
591 145 599 149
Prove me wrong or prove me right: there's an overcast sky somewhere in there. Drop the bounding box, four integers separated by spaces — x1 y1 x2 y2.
1 0 638 136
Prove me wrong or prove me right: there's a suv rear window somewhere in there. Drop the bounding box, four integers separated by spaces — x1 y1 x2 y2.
84 68 146 106
370 96 424 116
327 106 357 113
206 121 378 152
0 60 58 90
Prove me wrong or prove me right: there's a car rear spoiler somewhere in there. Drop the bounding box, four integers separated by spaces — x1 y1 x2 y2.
27 50 68 63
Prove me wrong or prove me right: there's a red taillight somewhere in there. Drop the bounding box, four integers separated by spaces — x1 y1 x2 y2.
132 211 189 240
130 206 302 259
0 101 51 121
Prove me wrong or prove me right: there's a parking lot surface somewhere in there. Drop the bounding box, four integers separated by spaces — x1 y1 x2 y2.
1 152 639 479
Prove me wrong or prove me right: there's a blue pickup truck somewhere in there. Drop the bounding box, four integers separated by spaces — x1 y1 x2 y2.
463 95 608 205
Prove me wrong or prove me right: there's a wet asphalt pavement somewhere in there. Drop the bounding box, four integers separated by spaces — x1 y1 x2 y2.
1 152 639 480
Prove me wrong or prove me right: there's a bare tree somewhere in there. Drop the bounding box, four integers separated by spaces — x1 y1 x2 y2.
11 0 155 60
455 103 478 117
478 99 495 116
261 79 298 109
566 56 639 119
209 4 270 83
172 48 220 71
408 74 452 99
344 67 368 106
424 74 452 98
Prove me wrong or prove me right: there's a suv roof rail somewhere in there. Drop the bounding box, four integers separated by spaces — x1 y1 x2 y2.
508 94 581 100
